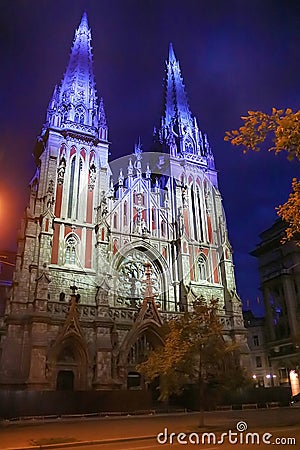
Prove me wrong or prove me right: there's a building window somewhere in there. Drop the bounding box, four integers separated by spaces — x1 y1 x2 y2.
127 334 152 366
151 208 155 230
124 201 127 226
75 158 83 219
253 335 259 347
65 235 79 265
279 368 289 383
113 213 118 229
67 156 76 218
161 220 166 237
255 356 262 368
196 186 204 241
198 254 207 281
127 372 142 390
191 186 198 241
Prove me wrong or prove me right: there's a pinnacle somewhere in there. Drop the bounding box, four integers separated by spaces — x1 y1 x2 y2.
79 11 89 32
169 42 176 63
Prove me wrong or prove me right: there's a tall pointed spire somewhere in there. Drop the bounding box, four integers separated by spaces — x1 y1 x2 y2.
60 11 96 103
156 43 215 172
164 43 193 129
45 12 104 136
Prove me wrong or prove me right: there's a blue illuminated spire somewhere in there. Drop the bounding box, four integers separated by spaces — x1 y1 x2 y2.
164 43 193 129
45 12 106 137
158 43 215 173
60 11 96 104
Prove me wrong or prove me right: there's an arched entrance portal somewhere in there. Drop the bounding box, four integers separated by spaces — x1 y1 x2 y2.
125 327 164 399
49 337 88 391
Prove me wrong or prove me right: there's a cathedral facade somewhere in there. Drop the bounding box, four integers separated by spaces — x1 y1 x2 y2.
0 13 247 391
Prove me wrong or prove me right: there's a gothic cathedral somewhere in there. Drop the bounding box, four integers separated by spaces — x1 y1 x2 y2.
0 13 247 390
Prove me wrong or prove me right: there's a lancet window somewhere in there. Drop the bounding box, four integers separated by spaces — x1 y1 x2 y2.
113 213 118 229
196 186 204 242
67 156 76 218
198 254 208 281
75 158 83 218
191 186 198 241
67 154 84 220
74 106 85 124
161 220 166 237
65 234 79 266
124 202 127 226
127 334 152 366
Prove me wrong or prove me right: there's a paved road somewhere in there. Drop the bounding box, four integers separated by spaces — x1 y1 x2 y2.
61 427 300 450
58 428 300 450
1 408 299 450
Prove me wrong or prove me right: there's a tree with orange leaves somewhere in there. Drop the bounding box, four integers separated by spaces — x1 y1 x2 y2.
225 108 300 244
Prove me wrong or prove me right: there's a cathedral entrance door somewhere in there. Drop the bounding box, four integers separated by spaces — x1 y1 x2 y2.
56 370 74 390
52 341 88 390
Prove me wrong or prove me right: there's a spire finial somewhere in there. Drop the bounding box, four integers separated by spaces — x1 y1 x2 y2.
169 42 176 63
80 11 89 28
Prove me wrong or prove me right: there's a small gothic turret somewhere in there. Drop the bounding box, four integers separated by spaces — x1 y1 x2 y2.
98 97 108 141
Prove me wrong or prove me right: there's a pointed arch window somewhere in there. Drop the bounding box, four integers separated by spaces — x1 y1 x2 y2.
67 156 76 218
161 220 166 237
127 334 152 366
124 201 127 226
184 136 194 154
65 234 79 266
151 208 155 230
196 186 204 241
80 114 84 124
75 158 83 219
113 213 118 229
191 186 198 241
198 254 208 281
63 110 68 122
74 112 79 123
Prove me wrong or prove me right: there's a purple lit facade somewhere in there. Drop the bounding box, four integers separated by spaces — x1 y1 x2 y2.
0 13 248 391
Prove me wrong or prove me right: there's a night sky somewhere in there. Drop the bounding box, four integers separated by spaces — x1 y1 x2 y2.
0 0 299 315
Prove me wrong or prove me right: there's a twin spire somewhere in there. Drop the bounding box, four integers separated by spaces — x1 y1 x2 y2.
45 12 214 167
